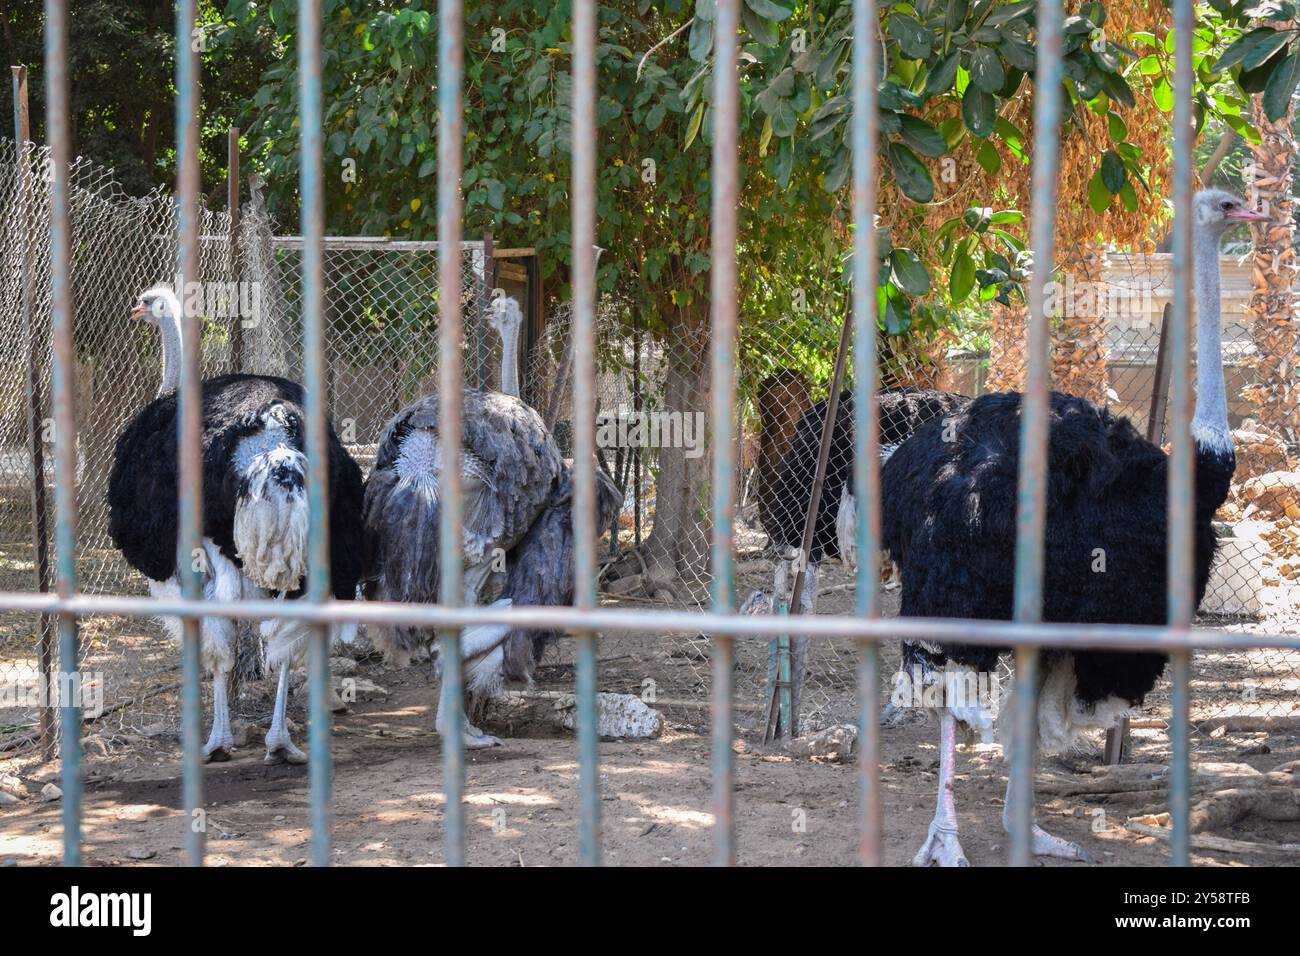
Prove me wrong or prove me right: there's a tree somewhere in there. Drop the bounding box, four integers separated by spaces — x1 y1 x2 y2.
224 0 1180 596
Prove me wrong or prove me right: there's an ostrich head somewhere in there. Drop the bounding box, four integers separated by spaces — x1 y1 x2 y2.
489 294 524 398
131 284 183 325
1193 189 1268 235
131 284 185 396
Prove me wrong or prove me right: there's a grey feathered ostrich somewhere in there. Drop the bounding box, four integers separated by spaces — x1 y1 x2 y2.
108 285 365 764
361 296 565 747
487 296 623 688
881 190 1259 866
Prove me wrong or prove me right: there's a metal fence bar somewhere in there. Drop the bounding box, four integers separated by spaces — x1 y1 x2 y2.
297 0 333 868
1009 0 1065 868
176 0 207 869
437 0 467 868
43 0 81 868
10 65 55 762
5 590 1300 651
709 0 741 868
1168 0 1197 868
571 0 602 867
851 0 883 868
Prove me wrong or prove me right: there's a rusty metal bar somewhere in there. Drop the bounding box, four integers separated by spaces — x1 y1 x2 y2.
43 0 81 867
709 0 741 868
437 0 467 868
851 0 883 867
571 0 602 867
297 0 333 867
0 590 1297 652
1008 0 1065 868
1168 0 1196 868
175 0 206 869
10 64 55 762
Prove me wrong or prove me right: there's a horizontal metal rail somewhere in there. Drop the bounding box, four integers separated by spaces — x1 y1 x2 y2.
5 592 1296 653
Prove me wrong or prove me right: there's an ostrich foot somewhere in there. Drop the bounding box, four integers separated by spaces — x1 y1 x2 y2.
913 821 969 867
464 723 502 749
263 730 308 765
202 671 235 762
1030 823 1094 863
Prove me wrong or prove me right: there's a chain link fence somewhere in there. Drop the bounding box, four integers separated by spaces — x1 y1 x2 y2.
1 132 1297 756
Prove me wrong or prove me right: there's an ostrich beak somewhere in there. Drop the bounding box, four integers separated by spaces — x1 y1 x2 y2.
130 302 149 320
1226 207 1269 222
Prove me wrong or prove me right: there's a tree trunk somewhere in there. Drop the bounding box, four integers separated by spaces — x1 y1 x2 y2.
640 298 712 601
1244 95 1298 444
1052 244 1110 405
986 299 1028 393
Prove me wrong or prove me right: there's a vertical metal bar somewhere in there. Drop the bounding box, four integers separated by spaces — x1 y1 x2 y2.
1009 0 1065 868
298 0 333 867
43 0 81 867
850 0 882 867
1168 0 1196 869
480 229 495 390
175 0 206 869
228 126 243 375
571 0 601 868
11 65 55 762
437 0 467 869
708 0 740 868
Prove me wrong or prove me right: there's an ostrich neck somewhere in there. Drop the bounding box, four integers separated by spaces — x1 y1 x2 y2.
1191 227 1231 456
156 308 184 397
499 322 520 398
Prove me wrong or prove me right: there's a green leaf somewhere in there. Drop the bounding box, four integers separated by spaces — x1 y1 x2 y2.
984 0 1035 27
887 142 934 202
950 252 976 302
970 48 1006 93
961 86 996 137
976 140 1001 174
944 0 969 34
823 144 851 192
925 51 960 95
1088 169 1111 213
1263 51 1300 122
773 136 794 188
744 0 793 20
999 37 1036 72
1119 181 1139 212
1213 28 1288 73
1151 77 1173 112
899 115 948 157
1100 150 1126 193
742 4 780 45
683 101 704 150
771 99 798 137
688 16 714 62
1106 111 1127 142
889 14 934 59
645 103 667 131
891 248 931 294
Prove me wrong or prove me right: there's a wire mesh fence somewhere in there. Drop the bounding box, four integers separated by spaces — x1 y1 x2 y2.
1 131 1298 759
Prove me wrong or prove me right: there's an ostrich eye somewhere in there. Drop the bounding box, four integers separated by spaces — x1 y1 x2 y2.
1221 201 1234 210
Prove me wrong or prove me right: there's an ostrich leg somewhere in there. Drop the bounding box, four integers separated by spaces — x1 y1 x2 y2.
1001 775 1093 862
264 658 307 764
203 666 236 761
435 594 513 749
913 710 970 866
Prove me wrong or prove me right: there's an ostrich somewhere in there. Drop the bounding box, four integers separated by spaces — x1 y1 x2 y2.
881 190 1259 866
360 390 564 747
760 386 970 612
108 285 365 764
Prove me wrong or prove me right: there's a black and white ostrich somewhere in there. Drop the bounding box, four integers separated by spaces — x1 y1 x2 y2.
108 285 365 764
760 386 969 612
881 190 1260 866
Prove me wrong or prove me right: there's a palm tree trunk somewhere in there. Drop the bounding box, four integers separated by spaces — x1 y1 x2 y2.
1244 96 1298 445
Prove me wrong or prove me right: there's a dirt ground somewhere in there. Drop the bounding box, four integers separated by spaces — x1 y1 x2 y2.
3 629 1298 867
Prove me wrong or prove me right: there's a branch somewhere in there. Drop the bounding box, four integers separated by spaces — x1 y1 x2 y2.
637 18 694 81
